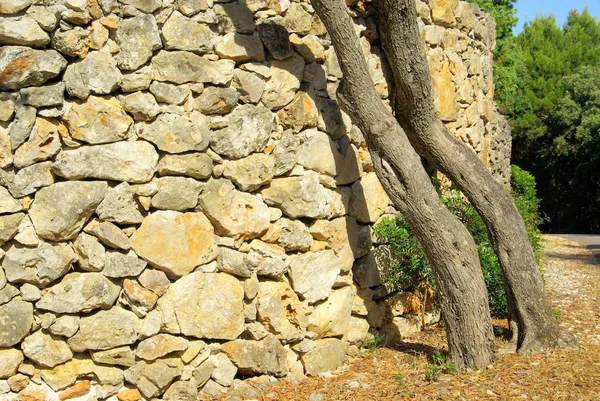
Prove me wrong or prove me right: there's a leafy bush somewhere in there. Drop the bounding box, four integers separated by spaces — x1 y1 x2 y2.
373 167 545 317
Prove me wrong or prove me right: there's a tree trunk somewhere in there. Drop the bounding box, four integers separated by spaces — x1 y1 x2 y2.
311 0 496 371
377 0 577 353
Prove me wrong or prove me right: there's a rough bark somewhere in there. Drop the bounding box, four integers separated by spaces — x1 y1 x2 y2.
311 0 496 370
377 0 577 353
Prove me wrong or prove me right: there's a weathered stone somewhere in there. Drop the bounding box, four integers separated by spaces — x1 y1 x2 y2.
383 315 422 341
307 286 354 338
315 97 350 140
432 0 458 27
36 272 120 314
0 15 50 47
68 307 141 352
137 112 210 154
0 298 33 347
162 379 198 401
52 141 159 183
217 247 251 278
214 2 254 34
335 143 362 185
222 335 288 376
138 269 170 296
310 216 369 272
289 34 325 63
13 117 63 168
0 93 14 121
96 183 144 225
19 283 41 302
28 181 107 241
232 69 265 104
27 4 60 30
222 153 274 191
2 241 76 287
278 92 319 132
262 53 304 110
215 32 265 63
246 240 289 278
349 173 390 223
115 15 161 70
257 21 293 60
192 358 214 387
343 316 371 345
151 176 203 212
103 251 146 278
301 338 348 376
0 213 24 245
272 130 299 176
198 179 270 240
63 96 132 144
51 27 90 58
0 0 32 14
209 353 236 387
162 11 212 53
353 245 405 293
282 3 312 35
85 220 130 250
210 104 272 159
149 81 190 105
152 50 235 85
256 281 306 342
431 57 457 121
158 153 213 179
119 0 161 13
73 232 105 272
19 82 65 108
120 278 158 317
264 218 313 252
261 172 334 219
0 283 18 304
201 379 227 396
194 86 239 115
130 211 218 277
0 129 11 169
297 129 344 176
0 47 66 91
289 250 343 303
136 334 188 361
0 348 23 379
40 356 123 392
157 271 244 340
14 215 39 247
120 91 160 121
0 186 21 214
121 67 152 93
48 315 80 338
22 330 73 367
7 372 28 392
91 346 135 367
8 103 35 149
58 380 92 400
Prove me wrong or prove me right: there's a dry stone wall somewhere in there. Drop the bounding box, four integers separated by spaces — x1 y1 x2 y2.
0 0 510 399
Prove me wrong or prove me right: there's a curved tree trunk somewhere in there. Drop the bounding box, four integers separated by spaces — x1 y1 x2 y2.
377 0 577 353
311 0 496 371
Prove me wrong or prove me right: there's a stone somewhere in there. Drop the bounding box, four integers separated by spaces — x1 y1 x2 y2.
51 27 90 58
349 173 390 223
119 0 161 13
194 86 239 115
246 240 289 278
120 278 158 317
85 220 130 250
383 315 422 341
40 356 124 392
217 247 252 278
0 298 33 347
48 315 80 338
121 67 152 92
13 117 63 168
157 271 244 340
28 181 107 241
289 250 343 303
0 186 21 214
289 34 325 63
120 92 160 121
232 69 265 104
117 388 142 401
136 334 188 360
353 245 405 292
432 0 458 27
315 97 350 140
115 15 161 70
158 153 213 179
201 379 227 396
222 335 288 376
257 21 293 60
96 183 144 225
89 20 108 49
262 53 304 110
335 144 362 185
0 47 66 91
138 269 170 296
175 0 208 15
222 154 274 191
36 272 120 314
0 0 32 14
282 3 312 35
137 112 210 154
59 380 91 400
7 373 28 392
22 330 73 368
0 348 23 379
192 358 215 387
261 172 334 219
301 338 348 376
0 283 18 304
272 130 299 175
0 93 14 121
214 2 254 34
103 251 146 278
63 95 132 144
209 353 236 387
264 218 313 251
2 241 76 287
19 82 65 108
0 15 50 47
255 281 306 342
20 283 41 302
27 5 61 30
343 316 371 345
278 92 319 132
307 286 354 338
149 81 190 105
150 176 203 211
130 211 218 277
210 104 273 159
162 11 212 53
215 32 265 63
52 141 159 183
8 103 35 150
68 307 141 352
91 347 135 369
297 129 344 176
14 216 40 247
152 50 235 85
198 179 270 241
0 213 23 245
73 232 105 272
431 58 457 121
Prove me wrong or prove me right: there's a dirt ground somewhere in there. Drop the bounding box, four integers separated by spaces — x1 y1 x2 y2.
233 235 600 401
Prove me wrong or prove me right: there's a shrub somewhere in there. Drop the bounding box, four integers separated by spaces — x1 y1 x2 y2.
373 167 545 317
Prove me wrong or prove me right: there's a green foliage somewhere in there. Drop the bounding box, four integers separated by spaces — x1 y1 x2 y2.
374 169 545 317
361 330 385 352
425 352 456 382
424 364 441 382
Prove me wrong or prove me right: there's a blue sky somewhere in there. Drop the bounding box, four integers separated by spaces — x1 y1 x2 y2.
514 0 600 33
